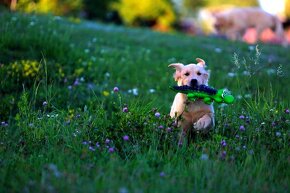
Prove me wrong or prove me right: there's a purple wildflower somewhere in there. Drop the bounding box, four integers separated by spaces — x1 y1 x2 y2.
108 147 114 153
89 146 95 151
154 112 161 118
239 115 245 119
235 134 240 139
159 172 166 177
95 142 100 148
285 109 289 114
239 125 246 131
42 101 48 106
105 139 110 144
122 107 128 113
220 139 227 147
73 78 79 86
113 87 119 93
82 141 88 145
221 151 227 159
166 127 172 132
158 125 164 129
123 135 129 141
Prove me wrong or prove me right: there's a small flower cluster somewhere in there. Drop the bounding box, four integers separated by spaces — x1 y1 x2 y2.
82 135 130 154
220 139 227 160
238 114 250 133
82 140 102 152
67 77 85 90
1 121 8 127
72 128 81 137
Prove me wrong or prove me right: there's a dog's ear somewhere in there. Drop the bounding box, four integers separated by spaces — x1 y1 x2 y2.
202 70 210 85
196 58 206 67
168 63 184 82
168 63 184 71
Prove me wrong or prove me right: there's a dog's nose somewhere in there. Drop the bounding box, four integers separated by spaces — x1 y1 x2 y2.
190 79 198 87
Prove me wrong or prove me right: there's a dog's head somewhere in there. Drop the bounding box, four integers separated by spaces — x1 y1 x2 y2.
213 14 232 33
169 58 209 87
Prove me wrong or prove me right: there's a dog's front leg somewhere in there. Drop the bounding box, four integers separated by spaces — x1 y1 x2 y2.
194 113 214 132
170 93 186 118
177 118 192 146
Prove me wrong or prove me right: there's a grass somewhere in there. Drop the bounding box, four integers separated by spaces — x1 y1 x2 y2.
0 10 289 193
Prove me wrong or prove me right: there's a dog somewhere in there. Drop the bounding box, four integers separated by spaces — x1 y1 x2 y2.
169 58 214 143
213 7 286 44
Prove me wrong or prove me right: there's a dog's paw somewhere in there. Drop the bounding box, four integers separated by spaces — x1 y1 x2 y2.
170 110 177 118
194 115 212 131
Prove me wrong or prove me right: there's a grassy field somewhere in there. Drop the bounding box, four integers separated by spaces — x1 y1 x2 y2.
0 10 289 193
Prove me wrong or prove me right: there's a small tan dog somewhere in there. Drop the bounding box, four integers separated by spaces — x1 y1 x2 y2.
214 7 285 43
169 58 214 143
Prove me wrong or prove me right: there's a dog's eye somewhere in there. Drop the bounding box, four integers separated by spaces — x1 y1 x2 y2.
184 72 190 76
197 72 202 76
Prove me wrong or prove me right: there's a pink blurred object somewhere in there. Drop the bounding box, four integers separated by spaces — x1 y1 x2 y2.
243 28 290 45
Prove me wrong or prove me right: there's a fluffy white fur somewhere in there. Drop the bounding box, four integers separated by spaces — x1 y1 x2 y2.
169 58 214 142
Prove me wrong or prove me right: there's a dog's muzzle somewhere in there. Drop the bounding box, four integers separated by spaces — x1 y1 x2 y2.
190 79 198 87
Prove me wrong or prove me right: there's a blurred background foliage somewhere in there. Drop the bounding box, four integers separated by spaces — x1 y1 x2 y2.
0 0 288 30
183 0 258 11
286 0 290 18
111 0 176 30
82 0 117 20
14 0 83 16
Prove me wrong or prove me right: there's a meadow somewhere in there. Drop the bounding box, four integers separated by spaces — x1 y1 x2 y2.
0 10 289 193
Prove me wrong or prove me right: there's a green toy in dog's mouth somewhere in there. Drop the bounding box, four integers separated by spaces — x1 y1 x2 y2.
170 84 235 105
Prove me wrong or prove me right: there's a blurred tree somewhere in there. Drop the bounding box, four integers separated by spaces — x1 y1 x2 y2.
286 0 290 18
15 0 82 16
183 0 205 11
184 0 258 10
83 0 117 20
208 0 258 7
0 0 16 10
112 0 177 31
